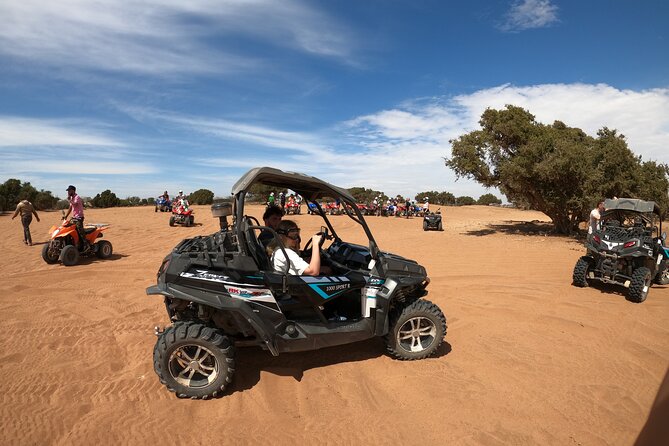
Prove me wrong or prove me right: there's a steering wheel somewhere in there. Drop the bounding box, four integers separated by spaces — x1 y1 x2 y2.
302 227 329 257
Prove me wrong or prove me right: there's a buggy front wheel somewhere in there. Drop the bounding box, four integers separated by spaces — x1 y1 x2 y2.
385 299 446 360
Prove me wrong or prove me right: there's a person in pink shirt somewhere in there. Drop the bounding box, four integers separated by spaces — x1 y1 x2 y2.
63 185 89 251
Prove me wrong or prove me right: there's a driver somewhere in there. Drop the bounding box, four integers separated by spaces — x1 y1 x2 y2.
266 220 322 275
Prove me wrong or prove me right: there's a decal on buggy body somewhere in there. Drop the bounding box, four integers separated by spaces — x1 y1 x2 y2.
179 270 279 308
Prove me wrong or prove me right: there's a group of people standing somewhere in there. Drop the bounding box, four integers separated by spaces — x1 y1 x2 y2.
267 191 302 210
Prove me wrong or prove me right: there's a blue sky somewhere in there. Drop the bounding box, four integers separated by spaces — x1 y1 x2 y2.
1 0 668 201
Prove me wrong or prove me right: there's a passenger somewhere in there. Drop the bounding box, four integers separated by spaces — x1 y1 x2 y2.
267 220 322 276
258 205 283 247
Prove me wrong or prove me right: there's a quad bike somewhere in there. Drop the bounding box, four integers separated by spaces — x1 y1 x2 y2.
155 196 172 212
323 201 341 215
170 202 195 227
41 215 113 266
307 202 319 215
148 167 447 399
285 201 301 215
423 209 443 231
572 198 667 303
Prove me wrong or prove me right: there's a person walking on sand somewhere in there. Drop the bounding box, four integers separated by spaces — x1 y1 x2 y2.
12 199 40 245
63 185 90 251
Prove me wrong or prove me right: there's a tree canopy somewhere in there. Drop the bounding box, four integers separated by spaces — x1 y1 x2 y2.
0 178 59 211
477 193 502 206
348 187 385 203
446 105 669 233
92 190 120 208
189 189 215 205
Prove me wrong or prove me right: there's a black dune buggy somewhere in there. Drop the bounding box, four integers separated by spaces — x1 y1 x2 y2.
423 208 443 231
147 167 447 399
572 198 668 303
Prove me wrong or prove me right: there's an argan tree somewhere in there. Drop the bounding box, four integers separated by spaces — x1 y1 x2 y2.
446 105 668 234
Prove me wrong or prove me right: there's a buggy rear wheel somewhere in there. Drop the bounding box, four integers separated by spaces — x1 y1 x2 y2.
153 322 235 399
385 299 446 360
572 256 592 287
628 267 651 303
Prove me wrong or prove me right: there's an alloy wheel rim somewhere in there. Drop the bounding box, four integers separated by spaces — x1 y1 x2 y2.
169 344 219 388
397 316 437 353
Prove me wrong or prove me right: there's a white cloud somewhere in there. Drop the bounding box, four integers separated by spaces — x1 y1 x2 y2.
122 107 328 156
340 83 669 198
0 0 356 75
499 0 559 32
2 160 155 175
0 117 123 147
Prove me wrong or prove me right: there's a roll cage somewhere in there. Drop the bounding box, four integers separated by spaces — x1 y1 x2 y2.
231 167 380 262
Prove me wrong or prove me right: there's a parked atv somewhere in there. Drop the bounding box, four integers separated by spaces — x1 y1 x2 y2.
572 198 667 303
170 201 194 227
41 216 113 266
423 209 443 231
155 196 172 212
285 201 301 215
323 201 341 215
148 167 447 399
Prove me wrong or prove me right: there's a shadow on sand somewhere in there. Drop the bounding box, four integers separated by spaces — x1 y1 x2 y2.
464 220 558 237
220 339 453 397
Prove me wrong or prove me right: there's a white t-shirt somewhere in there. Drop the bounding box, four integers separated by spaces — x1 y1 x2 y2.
272 248 309 275
589 208 601 234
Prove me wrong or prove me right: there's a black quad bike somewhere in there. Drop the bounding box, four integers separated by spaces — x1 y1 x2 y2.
572 198 668 303
423 209 443 231
148 167 447 399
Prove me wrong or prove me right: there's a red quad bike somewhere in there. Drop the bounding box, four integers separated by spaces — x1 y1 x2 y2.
285 201 301 215
42 217 112 266
324 202 341 215
170 203 195 227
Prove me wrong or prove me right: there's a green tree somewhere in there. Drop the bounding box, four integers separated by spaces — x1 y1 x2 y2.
348 187 385 203
445 105 669 233
189 189 214 205
247 184 287 203
436 191 456 205
92 190 121 208
456 196 476 206
33 190 59 210
477 193 502 206
0 179 24 211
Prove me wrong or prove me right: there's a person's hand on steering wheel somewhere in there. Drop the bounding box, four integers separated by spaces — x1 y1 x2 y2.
302 229 328 257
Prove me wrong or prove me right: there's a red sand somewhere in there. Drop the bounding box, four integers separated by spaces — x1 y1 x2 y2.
1 204 667 445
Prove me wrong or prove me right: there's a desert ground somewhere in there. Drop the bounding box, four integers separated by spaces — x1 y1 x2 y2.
1 204 667 445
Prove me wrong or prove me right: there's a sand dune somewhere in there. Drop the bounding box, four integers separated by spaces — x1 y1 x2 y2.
1 204 667 445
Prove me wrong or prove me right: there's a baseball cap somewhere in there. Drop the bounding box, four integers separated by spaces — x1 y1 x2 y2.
66 185 76 191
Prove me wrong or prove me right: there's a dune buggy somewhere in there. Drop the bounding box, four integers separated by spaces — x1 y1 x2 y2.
573 198 668 303
148 167 447 399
